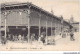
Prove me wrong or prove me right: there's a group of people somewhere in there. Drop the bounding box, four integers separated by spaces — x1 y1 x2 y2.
7 34 26 41
1 29 75 45
1 32 46 45
61 29 75 41
1 34 27 44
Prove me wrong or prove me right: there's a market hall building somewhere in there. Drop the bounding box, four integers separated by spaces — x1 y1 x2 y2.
1 2 72 43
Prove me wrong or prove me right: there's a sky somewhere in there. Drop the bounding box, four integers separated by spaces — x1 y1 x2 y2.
0 0 79 22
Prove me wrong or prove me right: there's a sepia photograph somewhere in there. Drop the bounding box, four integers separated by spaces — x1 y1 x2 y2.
0 0 79 51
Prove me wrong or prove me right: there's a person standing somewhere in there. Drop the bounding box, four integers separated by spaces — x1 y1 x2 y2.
18 34 22 42
15 34 18 41
38 35 43 45
41 33 45 44
70 30 75 41
62 31 66 38
12 34 15 41
8 34 11 41
21 34 24 43
70 31 75 41
1 36 7 45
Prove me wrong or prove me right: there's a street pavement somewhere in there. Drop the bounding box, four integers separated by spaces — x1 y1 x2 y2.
0 32 79 51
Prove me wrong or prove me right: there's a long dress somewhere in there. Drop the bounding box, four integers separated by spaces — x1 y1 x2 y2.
18 35 22 41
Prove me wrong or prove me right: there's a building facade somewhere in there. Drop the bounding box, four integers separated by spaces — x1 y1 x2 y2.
72 22 79 32
1 2 72 43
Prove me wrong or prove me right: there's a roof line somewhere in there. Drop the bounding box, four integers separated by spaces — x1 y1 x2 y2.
1 2 72 27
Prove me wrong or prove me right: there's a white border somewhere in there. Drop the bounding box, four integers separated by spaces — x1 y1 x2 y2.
0 0 80 54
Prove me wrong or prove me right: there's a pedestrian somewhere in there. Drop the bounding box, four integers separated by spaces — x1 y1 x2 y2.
70 31 75 41
12 34 15 41
1 36 6 45
15 34 18 41
41 34 45 44
26 34 28 42
62 31 66 38
38 35 43 44
8 34 11 41
21 34 24 43
30 33 35 44
18 34 22 42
